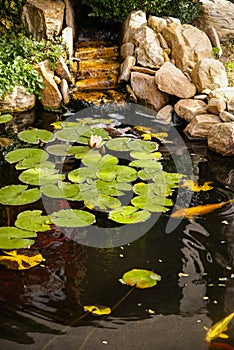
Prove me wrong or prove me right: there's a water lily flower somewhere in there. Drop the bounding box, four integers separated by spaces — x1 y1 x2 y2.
89 135 105 148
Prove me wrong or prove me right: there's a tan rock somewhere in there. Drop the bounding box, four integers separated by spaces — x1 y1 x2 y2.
148 16 167 33
207 98 226 114
121 10 147 44
184 114 222 138
135 26 164 69
60 79 70 105
174 99 207 122
0 86 36 113
196 0 234 42
37 60 62 109
219 111 234 122
193 94 208 101
130 72 169 111
209 87 234 102
155 62 196 99
208 123 234 155
64 0 77 39
205 26 222 57
22 0 65 41
62 27 73 59
227 97 234 114
156 105 173 123
54 76 61 85
191 58 228 93
131 66 156 75
157 33 169 50
120 43 135 60
118 56 136 83
55 56 72 83
162 23 212 76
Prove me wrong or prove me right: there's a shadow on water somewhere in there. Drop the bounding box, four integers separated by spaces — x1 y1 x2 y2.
0 106 234 350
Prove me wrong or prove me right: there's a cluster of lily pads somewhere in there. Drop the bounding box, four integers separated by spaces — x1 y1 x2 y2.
0 118 185 249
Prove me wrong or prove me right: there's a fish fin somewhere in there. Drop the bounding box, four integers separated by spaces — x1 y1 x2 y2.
219 333 229 339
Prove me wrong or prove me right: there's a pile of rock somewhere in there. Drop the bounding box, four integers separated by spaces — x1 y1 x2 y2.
119 10 234 155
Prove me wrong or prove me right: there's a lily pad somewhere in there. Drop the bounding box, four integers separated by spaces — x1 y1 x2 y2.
55 125 90 142
19 168 65 186
46 144 72 156
49 209 96 227
84 193 121 211
129 159 162 171
108 206 151 224
0 185 41 205
130 150 162 160
67 145 91 159
5 148 48 164
131 195 172 212
105 137 131 151
95 179 127 196
138 169 161 181
133 182 172 197
83 304 111 316
68 166 98 183
15 210 52 232
18 129 54 144
116 165 138 182
15 160 55 171
41 183 83 201
153 172 185 187
81 150 102 167
122 269 161 289
0 114 13 123
128 139 158 152
0 227 36 249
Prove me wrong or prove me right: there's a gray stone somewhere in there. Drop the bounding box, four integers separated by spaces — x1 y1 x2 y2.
0 86 36 113
60 79 70 105
22 0 65 41
155 62 196 99
174 99 207 122
162 23 212 76
191 58 228 93
208 122 234 155
156 105 173 123
118 56 136 83
135 26 164 69
120 43 135 60
130 72 169 111
184 114 222 138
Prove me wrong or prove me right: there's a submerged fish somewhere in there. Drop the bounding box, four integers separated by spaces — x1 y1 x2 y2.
171 199 234 219
205 312 234 342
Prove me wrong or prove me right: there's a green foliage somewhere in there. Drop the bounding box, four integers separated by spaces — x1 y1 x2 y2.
81 0 201 24
0 32 64 98
0 0 26 33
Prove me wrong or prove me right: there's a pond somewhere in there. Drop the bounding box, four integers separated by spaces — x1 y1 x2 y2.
0 103 234 350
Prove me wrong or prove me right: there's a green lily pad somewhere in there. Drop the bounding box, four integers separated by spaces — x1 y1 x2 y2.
49 209 96 227
67 146 91 159
68 166 98 183
77 127 109 145
138 169 161 181
122 269 161 289
55 125 90 142
108 206 151 224
130 151 162 160
105 137 131 151
5 148 48 164
0 227 36 249
15 160 55 170
19 168 65 186
0 114 13 123
153 171 185 187
46 144 72 156
0 185 41 205
15 210 52 232
128 139 158 152
116 165 138 182
129 159 162 171
18 129 54 144
95 179 126 196
84 193 121 211
81 150 102 167
51 121 81 129
41 182 83 201
131 195 172 212
133 182 172 197
96 166 116 182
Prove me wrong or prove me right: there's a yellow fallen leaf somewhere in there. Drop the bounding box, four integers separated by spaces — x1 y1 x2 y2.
181 180 213 192
141 133 152 141
0 250 44 270
83 304 111 316
205 312 234 342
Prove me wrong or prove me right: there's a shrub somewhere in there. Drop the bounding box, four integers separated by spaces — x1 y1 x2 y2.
80 0 202 24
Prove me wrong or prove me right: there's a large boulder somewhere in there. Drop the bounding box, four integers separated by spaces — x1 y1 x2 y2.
22 0 65 41
155 62 196 98
130 72 169 111
37 60 62 110
208 123 234 155
0 86 36 113
135 27 164 69
121 10 147 44
174 99 207 122
196 0 234 42
184 114 222 138
162 23 212 76
191 58 228 93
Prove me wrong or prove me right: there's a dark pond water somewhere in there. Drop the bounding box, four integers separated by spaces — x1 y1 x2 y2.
0 104 234 350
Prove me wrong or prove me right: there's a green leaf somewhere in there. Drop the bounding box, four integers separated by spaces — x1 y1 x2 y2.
41 182 83 201
5 148 48 164
129 159 162 171
0 114 13 123
18 129 54 144
122 269 161 289
15 160 55 171
19 168 65 186
46 144 72 156
55 125 90 141
108 206 151 224
0 227 36 249
0 185 41 205
49 209 96 227
116 165 138 182
67 145 91 159
128 139 158 152
105 137 131 151
15 210 52 232
130 150 162 160
84 193 121 211
81 150 102 167
131 195 172 212
133 182 172 197
95 179 126 196
68 167 97 183
153 172 185 187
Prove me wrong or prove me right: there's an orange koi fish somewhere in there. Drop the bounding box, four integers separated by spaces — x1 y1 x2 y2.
171 199 234 219
204 312 234 342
